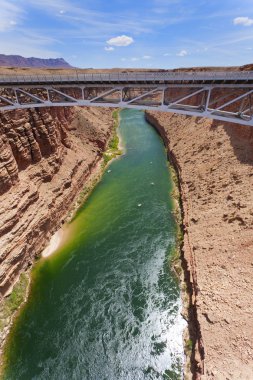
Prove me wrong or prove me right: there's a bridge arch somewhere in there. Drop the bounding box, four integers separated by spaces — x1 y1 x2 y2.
0 71 253 126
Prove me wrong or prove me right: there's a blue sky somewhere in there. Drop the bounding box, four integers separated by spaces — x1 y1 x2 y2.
1 0 253 68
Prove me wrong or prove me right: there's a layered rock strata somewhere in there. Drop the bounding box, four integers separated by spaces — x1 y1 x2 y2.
146 111 253 380
0 106 113 296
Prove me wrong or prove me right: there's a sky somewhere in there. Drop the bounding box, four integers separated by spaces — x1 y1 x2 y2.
0 0 253 69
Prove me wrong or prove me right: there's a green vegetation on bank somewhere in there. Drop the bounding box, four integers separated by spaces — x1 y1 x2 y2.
185 338 193 352
168 163 183 278
103 110 122 166
0 273 29 333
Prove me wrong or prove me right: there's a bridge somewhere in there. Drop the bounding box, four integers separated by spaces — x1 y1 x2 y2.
1 71 253 126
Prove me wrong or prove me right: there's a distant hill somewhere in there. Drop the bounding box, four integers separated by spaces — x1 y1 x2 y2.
0 54 72 68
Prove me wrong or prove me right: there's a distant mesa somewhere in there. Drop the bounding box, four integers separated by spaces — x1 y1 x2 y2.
0 54 73 68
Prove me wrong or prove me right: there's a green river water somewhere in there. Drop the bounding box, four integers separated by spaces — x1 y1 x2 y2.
3 109 186 380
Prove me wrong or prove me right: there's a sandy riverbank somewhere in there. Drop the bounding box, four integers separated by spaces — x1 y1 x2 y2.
42 229 66 258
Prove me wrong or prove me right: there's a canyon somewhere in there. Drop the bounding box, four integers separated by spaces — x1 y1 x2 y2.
0 66 253 379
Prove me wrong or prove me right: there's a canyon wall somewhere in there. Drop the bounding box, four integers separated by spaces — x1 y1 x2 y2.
145 111 253 380
0 106 113 296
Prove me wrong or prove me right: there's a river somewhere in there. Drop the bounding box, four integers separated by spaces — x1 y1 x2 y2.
3 109 186 380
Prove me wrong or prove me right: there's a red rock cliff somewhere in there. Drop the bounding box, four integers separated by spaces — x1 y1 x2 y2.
0 106 113 295
145 111 253 380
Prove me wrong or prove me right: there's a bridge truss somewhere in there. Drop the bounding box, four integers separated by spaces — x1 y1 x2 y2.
0 71 253 126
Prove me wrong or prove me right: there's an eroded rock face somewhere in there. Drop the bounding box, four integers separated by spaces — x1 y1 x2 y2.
146 112 253 380
0 106 113 296
0 131 19 194
1 108 71 172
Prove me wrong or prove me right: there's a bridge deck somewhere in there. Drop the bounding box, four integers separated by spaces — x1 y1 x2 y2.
1 71 253 87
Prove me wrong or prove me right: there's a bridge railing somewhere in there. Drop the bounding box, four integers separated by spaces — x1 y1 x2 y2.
0 71 253 84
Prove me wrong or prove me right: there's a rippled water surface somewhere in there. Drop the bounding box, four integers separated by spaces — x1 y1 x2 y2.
3 110 186 380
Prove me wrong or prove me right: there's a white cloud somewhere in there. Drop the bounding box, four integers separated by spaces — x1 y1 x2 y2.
104 46 114 51
143 55 151 59
130 57 139 61
121 58 127 62
106 35 134 47
59 10 66 14
177 49 187 56
233 17 253 27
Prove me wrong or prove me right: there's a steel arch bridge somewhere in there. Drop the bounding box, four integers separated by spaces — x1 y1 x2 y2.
1 71 253 126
